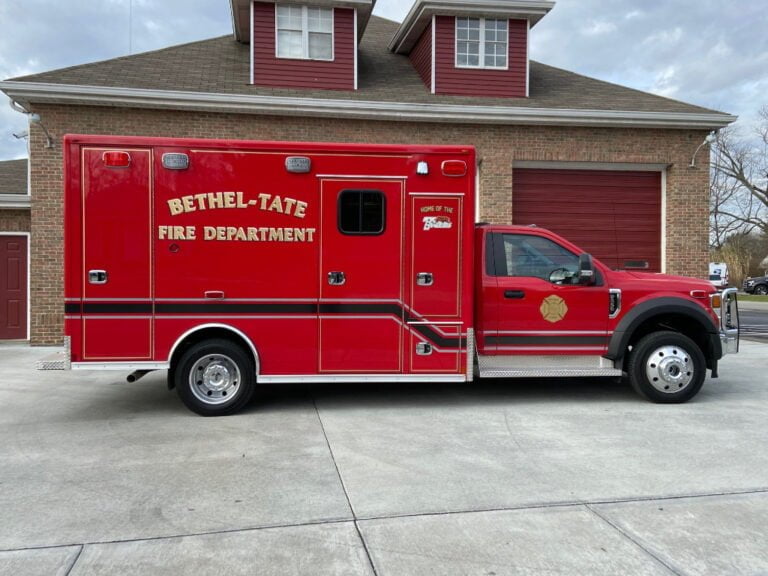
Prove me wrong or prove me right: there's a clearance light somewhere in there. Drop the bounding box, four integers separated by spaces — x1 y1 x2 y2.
442 160 466 177
416 161 429 175
102 151 131 168
710 293 722 309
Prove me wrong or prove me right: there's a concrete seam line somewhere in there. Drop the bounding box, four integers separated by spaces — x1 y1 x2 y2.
3 487 767 554
63 544 84 576
352 486 768 523
584 504 684 576
312 398 379 576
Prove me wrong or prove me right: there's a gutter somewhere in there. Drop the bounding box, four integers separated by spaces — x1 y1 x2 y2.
0 194 31 209
0 81 737 130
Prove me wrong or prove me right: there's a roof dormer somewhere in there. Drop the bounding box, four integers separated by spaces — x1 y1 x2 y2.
389 0 554 97
231 0 375 91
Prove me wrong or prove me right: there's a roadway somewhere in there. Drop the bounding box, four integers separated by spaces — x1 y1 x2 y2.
739 302 768 343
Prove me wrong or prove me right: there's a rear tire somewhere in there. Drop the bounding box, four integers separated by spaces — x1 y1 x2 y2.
174 339 255 416
627 331 706 403
755 285 768 296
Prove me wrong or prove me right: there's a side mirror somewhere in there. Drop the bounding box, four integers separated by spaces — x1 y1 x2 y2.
578 253 596 286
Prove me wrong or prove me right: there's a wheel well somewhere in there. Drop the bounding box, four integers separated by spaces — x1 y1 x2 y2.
167 327 258 390
626 313 713 365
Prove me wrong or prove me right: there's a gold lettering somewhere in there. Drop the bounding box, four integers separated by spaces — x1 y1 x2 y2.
269 195 284 214
247 227 259 241
208 192 224 209
306 228 315 242
294 201 307 219
283 197 297 215
258 193 270 210
186 226 196 240
158 225 169 239
268 228 284 241
194 193 208 210
237 192 248 208
283 228 293 242
167 198 183 216
182 196 195 213
223 192 236 208
216 227 226 241
204 226 217 240
294 228 305 242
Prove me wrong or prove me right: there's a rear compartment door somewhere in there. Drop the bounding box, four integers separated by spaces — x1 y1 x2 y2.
408 195 464 373
319 179 404 373
81 148 153 360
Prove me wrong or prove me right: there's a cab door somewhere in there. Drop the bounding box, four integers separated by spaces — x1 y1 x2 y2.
485 232 610 354
319 179 404 373
81 148 153 360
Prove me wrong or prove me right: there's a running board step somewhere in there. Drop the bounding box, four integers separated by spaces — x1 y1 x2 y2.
36 336 71 370
478 354 622 379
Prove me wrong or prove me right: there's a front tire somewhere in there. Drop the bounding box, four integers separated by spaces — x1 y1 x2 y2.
175 339 255 416
755 285 768 296
627 331 706 403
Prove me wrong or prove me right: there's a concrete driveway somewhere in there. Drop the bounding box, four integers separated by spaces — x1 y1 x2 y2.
1 341 767 575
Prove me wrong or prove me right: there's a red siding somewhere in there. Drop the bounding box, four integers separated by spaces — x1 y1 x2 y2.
434 16 527 98
409 21 432 92
253 3 355 91
513 169 662 272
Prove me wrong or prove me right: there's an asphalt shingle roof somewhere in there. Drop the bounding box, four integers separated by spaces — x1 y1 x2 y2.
0 159 28 195
10 16 719 116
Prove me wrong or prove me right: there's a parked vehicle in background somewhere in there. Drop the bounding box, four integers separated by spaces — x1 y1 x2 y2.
743 274 768 295
709 262 729 289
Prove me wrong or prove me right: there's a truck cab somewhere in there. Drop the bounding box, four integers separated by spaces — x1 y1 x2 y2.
474 224 739 403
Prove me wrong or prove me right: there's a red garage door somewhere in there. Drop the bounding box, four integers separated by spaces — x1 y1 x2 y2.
513 169 662 272
0 235 28 340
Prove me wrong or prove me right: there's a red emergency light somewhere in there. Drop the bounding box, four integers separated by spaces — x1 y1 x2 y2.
102 151 131 168
442 160 467 177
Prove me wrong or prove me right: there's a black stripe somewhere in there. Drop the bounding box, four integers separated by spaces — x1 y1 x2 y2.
83 303 153 314
409 323 463 348
488 335 609 346
319 303 402 316
67 300 464 349
156 303 317 314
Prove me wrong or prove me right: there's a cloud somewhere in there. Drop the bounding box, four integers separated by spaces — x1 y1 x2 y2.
1 0 767 158
581 20 616 36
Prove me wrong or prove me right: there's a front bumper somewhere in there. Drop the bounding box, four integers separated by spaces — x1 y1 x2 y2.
719 288 739 355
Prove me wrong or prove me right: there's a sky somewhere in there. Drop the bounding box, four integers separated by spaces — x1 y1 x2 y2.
1 0 766 161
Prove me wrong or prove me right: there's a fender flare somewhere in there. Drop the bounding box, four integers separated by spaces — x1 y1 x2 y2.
606 297 720 361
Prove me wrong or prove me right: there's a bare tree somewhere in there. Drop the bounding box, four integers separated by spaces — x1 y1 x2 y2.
710 107 768 247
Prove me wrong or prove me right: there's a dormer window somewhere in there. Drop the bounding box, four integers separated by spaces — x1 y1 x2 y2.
456 17 508 69
276 5 334 61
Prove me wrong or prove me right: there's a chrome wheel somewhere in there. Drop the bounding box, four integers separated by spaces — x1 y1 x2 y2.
644 344 693 393
189 353 241 405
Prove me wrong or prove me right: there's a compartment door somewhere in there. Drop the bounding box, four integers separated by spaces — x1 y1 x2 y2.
319 179 404 373
409 195 463 373
82 148 153 360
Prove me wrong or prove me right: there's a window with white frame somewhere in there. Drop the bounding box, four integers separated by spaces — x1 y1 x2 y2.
456 17 508 68
276 5 333 60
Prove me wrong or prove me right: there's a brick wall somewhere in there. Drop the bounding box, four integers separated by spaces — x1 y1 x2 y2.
0 209 30 232
27 104 711 344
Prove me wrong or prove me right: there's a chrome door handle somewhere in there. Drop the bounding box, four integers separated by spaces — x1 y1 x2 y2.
88 270 107 284
327 271 346 285
416 272 434 286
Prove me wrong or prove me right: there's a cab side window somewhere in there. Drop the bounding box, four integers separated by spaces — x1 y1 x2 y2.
493 233 580 281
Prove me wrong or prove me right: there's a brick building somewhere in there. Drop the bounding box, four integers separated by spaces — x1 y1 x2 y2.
0 0 735 344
